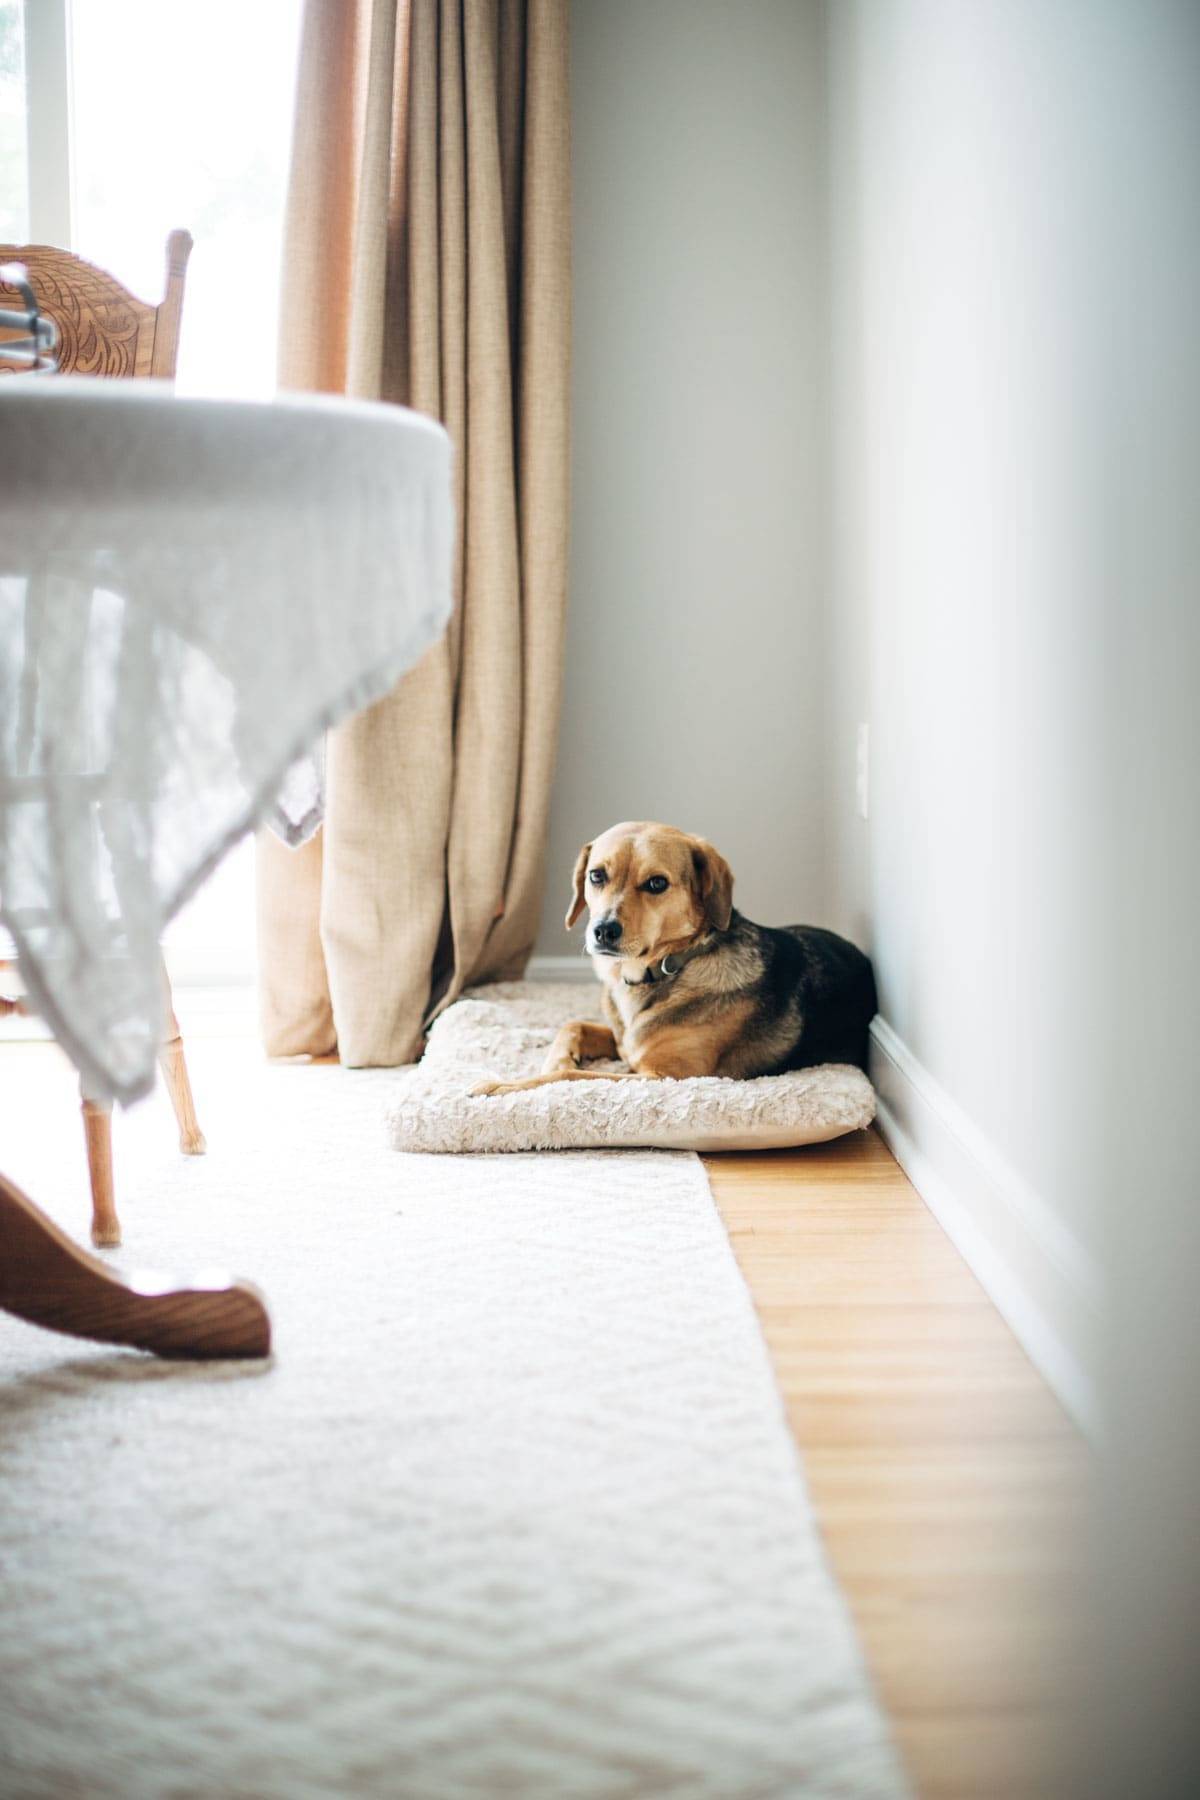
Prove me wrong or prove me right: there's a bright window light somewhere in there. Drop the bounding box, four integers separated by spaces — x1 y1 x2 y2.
0 0 26 240
69 0 304 986
70 0 303 397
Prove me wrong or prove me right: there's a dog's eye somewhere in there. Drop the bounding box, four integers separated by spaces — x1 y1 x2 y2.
588 867 607 887
643 876 669 894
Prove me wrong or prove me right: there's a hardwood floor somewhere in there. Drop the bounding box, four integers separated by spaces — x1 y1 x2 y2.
704 1130 1089 1800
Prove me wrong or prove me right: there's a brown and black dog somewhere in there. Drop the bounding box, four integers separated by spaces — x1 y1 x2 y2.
473 820 876 1097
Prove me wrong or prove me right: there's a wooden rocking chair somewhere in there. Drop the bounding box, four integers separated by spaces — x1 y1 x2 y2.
0 230 204 1248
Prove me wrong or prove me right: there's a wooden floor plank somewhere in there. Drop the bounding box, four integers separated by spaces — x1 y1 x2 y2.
704 1129 1088 1799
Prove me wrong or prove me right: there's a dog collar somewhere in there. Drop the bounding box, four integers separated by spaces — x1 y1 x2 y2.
623 952 684 988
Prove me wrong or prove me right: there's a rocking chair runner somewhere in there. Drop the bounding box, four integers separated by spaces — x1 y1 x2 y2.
0 230 203 1248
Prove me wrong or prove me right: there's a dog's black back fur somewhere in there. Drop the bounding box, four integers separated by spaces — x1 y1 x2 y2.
766 922 877 1073
680 912 876 1076
603 907 876 1081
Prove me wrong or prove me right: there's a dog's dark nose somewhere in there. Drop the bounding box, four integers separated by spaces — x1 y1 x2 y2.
593 915 623 948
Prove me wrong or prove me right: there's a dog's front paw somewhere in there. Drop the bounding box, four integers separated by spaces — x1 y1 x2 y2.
470 1078 505 1098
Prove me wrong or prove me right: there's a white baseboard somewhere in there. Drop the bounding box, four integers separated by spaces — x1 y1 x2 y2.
869 1016 1102 1437
161 943 258 988
162 951 585 989
526 955 592 981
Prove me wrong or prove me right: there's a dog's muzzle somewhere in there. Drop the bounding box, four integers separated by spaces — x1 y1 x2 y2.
591 915 622 951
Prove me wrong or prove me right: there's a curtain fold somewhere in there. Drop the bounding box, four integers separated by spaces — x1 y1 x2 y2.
257 0 570 1065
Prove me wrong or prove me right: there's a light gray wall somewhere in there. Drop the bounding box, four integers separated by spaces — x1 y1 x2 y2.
552 10 1199 1765
539 0 829 952
828 9 1200 1779
826 0 1130 1262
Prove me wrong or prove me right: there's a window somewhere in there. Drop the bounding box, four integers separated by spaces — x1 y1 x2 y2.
7 0 304 989
69 0 303 400
0 0 26 240
68 0 304 983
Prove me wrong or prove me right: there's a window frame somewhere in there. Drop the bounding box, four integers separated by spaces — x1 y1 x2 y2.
23 0 73 244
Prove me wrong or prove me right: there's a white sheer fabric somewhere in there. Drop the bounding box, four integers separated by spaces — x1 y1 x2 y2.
0 379 452 1104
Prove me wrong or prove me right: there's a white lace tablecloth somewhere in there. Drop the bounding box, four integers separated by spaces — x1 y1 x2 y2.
0 378 453 1104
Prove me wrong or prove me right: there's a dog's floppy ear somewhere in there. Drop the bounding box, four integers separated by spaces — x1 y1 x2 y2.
691 838 734 932
566 842 593 929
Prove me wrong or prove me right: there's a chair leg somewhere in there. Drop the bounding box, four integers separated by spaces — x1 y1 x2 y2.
81 1088 120 1249
11 959 204 1248
158 968 206 1155
1 960 21 1017
6 967 122 1248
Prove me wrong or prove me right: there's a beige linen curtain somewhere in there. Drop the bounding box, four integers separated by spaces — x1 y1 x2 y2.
257 0 570 1065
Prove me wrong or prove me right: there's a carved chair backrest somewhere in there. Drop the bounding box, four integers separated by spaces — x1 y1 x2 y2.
0 228 192 379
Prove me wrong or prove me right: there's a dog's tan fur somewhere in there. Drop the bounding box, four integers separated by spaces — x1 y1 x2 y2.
473 822 756 1095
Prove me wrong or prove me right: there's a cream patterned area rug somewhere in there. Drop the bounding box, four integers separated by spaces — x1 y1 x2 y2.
0 1035 905 1799
389 982 877 1153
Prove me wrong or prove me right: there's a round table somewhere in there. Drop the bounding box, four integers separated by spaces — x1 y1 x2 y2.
0 378 452 1358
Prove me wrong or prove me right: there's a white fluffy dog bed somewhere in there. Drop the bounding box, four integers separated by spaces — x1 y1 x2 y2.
386 982 876 1153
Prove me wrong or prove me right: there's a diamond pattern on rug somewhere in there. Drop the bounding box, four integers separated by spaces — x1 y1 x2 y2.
0 1042 906 1798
